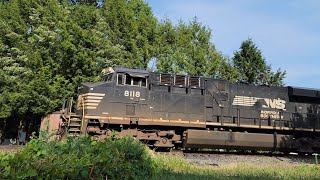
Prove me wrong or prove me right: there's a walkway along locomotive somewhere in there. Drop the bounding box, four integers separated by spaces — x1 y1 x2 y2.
56 66 320 153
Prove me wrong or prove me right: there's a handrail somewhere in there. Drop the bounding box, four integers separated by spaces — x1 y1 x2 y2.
81 96 85 133
206 79 228 101
205 80 225 106
67 97 73 127
205 84 220 106
61 99 66 113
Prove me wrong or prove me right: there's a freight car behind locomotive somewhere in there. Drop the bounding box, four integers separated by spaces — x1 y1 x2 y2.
59 67 320 153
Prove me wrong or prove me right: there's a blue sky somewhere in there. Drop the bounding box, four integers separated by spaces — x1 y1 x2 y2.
146 0 320 89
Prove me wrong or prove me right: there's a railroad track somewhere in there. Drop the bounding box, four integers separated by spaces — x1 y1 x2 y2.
156 149 317 166
158 149 304 156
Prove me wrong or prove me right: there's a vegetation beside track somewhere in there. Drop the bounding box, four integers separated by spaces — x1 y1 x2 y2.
0 135 319 179
152 155 320 180
0 135 154 179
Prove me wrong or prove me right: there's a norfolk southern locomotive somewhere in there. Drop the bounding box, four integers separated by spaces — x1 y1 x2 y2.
58 66 320 153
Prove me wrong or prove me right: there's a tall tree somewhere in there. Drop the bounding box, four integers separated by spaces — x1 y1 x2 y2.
101 0 157 68
0 0 100 135
0 0 159 132
155 18 231 78
154 19 176 73
232 39 286 86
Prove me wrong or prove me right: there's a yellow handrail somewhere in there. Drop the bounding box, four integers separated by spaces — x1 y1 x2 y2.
81 96 85 133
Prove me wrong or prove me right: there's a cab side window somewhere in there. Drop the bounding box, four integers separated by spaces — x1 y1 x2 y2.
141 78 147 87
125 75 131 85
132 77 140 86
117 74 124 85
117 73 147 87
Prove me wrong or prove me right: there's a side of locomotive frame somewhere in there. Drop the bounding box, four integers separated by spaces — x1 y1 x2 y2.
54 66 320 153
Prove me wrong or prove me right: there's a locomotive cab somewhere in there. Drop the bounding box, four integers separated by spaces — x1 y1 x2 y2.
77 67 149 116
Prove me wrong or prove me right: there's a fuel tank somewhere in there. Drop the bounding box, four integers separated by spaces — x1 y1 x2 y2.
183 129 293 151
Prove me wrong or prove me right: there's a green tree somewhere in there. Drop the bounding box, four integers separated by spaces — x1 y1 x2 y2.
154 19 176 73
0 0 159 133
0 0 100 134
213 56 239 82
155 18 231 78
67 0 98 6
232 38 286 86
101 0 157 68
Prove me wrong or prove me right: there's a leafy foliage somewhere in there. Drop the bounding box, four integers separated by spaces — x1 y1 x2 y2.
100 0 157 68
232 39 286 86
0 135 154 179
155 18 227 78
1 138 319 179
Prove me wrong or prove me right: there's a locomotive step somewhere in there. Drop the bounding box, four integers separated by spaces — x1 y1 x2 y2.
69 128 81 132
64 115 81 118
69 123 81 127
69 112 80 116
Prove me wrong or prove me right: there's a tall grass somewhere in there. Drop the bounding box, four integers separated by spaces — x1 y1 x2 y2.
152 154 320 180
0 135 319 180
0 135 154 179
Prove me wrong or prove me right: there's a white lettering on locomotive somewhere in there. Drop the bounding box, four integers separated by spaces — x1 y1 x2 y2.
260 110 284 119
124 90 140 98
232 96 286 110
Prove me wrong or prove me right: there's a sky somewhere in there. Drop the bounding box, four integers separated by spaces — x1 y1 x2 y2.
146 0 320 89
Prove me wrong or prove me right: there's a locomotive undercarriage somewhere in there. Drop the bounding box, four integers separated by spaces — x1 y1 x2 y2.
85 120 183 149
62 115 320 154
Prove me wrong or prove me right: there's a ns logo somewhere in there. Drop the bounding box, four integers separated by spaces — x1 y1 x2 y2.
232 96 286 110
262 98 286 110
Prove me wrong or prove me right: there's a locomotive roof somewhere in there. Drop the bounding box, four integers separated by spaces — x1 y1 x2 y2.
288 86 320 98
107 67 320 96
81 82 106 87
113 66 148 74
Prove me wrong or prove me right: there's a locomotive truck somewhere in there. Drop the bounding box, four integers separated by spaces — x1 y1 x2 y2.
54 66 320 153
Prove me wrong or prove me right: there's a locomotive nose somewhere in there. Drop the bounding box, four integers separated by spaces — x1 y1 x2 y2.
77 93 105 110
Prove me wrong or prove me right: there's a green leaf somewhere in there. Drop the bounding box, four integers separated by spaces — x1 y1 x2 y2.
25 168 38 177
80 169 89 177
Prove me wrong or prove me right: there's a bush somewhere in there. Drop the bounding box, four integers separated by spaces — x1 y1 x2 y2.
0 134 155 179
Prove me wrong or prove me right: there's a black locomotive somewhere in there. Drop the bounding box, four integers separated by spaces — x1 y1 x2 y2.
59 66 320 153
